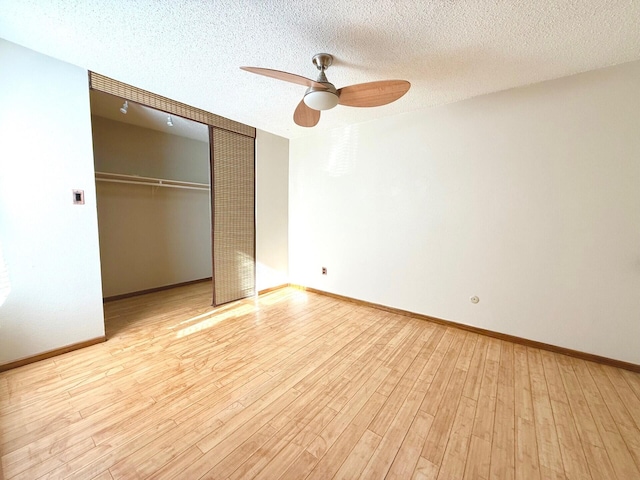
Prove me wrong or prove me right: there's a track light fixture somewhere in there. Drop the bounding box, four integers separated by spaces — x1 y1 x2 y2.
167 115 173 127
119 101 128 114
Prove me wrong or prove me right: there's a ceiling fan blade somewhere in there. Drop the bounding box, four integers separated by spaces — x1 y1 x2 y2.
240 66 329 89
294 99 320 127
337 80 410 107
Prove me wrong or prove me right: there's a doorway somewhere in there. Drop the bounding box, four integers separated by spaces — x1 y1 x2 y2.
88 73 257 314
89 90 213 302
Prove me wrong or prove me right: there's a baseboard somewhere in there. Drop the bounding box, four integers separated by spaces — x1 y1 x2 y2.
104 277 212 302
293 285 640 373
0 336 106 372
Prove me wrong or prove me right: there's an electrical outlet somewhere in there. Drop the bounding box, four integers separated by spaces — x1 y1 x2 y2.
322 267 327 275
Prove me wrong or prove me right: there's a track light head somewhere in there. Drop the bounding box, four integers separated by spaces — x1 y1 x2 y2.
119 101 128 114
167 115 173 127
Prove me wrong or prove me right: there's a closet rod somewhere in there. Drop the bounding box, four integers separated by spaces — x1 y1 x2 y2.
95 171 209 191
96 178 209 191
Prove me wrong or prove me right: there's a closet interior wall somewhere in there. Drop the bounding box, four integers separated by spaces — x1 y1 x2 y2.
91 115 212 298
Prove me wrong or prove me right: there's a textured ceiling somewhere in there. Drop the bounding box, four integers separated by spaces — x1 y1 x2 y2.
1 1 639 139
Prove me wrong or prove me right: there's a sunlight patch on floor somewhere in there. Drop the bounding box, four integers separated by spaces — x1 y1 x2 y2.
175 303 256 338
258 287 309 306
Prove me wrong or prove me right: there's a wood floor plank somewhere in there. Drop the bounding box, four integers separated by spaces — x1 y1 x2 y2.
489 341 515 480
421 363 468 466
455 333 479 373
201 423 277 479
513 344 540 480
368 342 427 435
462 335 489 401
527 348 566 480
90 470 113 480
387 410 435 479
436 395 477 480
513 345 535 422
333 429 382 480
145 445 203 480
554 355 603 447
228 419 303 480
359 389 428 479
413 456 439 479
1 284 638 480
463 435 491 480
305 391 388 480
252 408 334 479
304 367 391 479
419 330 467 415
515 418 540 480
410 326 448 394
471 338 501 442
541 351 592 480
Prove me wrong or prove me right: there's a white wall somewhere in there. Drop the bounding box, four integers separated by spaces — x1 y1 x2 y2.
0 39 105 365
92 117 212 297
256 129 289 291
289 61 640 364
92 116 210 183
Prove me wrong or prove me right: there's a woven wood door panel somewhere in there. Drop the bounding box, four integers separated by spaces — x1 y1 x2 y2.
211 128 255 306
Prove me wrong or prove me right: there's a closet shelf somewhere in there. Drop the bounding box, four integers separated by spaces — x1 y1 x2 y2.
95 171 209 191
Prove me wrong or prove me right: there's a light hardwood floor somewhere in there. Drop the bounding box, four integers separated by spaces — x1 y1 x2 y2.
1 283 640 479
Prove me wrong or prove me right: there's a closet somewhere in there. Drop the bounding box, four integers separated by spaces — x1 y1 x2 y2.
89 74 256 307
90 96 211 299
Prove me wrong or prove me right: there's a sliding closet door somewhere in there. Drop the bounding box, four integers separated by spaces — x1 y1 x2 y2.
211 127 255 306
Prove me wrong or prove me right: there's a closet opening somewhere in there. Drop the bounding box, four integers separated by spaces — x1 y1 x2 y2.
89 90 213 306
88 73 257 329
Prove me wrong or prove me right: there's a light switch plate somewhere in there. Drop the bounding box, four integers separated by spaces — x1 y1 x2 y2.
72 189 85 205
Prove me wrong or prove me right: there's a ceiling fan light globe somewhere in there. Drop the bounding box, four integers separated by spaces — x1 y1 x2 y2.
304 90 339 111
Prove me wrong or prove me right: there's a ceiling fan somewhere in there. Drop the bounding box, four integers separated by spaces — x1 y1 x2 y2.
241 53 410 127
